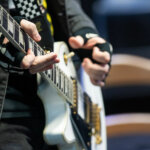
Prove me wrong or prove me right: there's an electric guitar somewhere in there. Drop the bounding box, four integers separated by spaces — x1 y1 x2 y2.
0 5 107 150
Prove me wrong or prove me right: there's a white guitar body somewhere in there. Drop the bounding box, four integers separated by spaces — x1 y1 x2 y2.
0 6 106 150
37 42 107 150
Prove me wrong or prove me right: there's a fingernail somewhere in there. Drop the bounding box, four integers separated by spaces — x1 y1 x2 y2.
55 58 60 63
35 34 41 40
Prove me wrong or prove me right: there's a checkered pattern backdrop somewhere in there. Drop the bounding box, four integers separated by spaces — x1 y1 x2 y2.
13 0 42 20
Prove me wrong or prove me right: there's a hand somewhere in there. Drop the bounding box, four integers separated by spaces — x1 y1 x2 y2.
20 19 59 74
69 35 111 86
21 49 59 74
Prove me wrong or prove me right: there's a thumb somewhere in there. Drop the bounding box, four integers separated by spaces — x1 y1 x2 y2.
21 49 35 69
68 36 84 49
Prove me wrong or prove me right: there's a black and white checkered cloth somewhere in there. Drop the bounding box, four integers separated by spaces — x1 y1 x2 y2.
13 0 42 20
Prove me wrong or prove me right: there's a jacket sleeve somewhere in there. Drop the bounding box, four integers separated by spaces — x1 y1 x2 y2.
65 0 98 35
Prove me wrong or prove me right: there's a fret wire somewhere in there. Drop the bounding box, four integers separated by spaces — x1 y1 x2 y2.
19 29 24 49
35 43 43 56
48 69 51 78
38 47 42 56
67 78 69 97
63 74 65 94
71 81 73 100
64 74 67 95
68 79 73 95
52 67 55 83
14 22 19 44
38 45 43 56
61 72 64 92
72 80 87 106
72 81 74 101
65 77 68 96
8 15 13 23
54 65 56 84
41 49 44 55
51 67 54 81
22 29 29 51
28 37 33 51
66 78 73 100
69 79 73 100
68 80 72 100
45 70 48 75
59 69 61 90
32 41 37 56
2 9 8 31
8 16 13 37
56 66 59 87
68 78 70 99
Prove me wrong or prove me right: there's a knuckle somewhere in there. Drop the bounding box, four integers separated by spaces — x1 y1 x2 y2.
92 50 96 58
29 23 36 32
31 23 36 29
45 56 51 62
32 62 37 67
92 49 110 63
103 52 110 63
103 64 109 73
22 63 30 69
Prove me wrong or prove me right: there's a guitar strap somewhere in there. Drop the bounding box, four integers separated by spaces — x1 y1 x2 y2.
12 0 54 51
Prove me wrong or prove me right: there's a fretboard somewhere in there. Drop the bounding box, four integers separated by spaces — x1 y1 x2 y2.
0 5 74 104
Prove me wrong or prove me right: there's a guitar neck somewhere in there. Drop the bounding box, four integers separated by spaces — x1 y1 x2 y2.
0 5 44 55
0 5 75 105
0 6 104 147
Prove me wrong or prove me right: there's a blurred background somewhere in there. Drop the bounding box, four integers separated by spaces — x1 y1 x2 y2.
81 0 150 150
